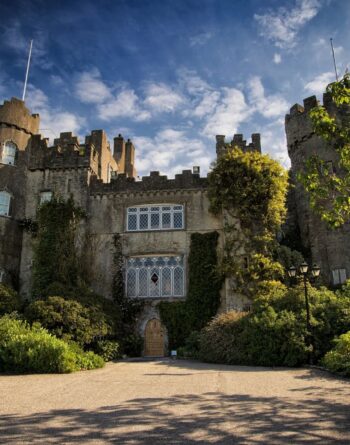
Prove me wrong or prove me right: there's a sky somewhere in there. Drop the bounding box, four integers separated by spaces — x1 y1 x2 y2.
0 0 349 177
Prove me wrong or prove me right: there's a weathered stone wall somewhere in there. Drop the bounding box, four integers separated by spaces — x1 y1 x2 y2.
286 94 350 284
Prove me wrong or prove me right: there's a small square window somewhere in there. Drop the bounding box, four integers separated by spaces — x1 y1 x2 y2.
332 268 347 286
40 191 53 204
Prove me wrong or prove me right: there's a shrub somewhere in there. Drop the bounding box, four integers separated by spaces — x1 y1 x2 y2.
177 331 201 359
322 331 350 376
92 339 121 361
25 296 110 346
0 284 21 315
0 315 104 373
122 333 143 357
199 309 308 367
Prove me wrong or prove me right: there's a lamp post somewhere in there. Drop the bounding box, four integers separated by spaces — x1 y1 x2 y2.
287 262 320 364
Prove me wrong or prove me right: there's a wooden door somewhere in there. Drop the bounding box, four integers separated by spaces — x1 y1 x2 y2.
144 318 165 357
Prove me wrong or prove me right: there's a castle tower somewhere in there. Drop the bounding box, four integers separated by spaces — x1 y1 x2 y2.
285 94 350 286
0 97 40 287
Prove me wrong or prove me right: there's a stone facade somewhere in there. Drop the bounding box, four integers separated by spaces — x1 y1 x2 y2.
0 97 261 353
286 93 350 286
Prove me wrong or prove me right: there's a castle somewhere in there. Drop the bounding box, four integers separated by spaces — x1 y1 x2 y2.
0 94 348 355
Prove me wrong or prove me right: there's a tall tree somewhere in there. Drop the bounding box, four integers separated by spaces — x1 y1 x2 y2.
298 74 350 228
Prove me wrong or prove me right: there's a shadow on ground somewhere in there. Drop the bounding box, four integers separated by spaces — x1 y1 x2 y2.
1 389 350 444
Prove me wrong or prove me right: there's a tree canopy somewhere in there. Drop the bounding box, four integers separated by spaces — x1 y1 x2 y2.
298 74 350 228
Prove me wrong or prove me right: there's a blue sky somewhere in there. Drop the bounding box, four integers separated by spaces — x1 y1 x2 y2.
0 0 348 177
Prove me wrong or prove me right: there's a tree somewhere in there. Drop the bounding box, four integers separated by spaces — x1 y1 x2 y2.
298 74 350 228
208 146 289 295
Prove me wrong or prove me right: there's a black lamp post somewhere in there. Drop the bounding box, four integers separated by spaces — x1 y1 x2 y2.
287 263 320 364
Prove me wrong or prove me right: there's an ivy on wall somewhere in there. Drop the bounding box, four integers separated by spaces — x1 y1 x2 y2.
159 231 223 349
32 196 85 298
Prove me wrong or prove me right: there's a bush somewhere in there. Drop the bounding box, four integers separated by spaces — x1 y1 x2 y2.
0 315 104 373
92 339 121 361
177 331 201 359
0 284 21 315
322 331 350 376
199 309 307 367
25 296 110 346
122 333 143 357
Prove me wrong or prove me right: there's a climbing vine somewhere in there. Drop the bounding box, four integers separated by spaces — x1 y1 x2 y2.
159 231 223 349
208 146 289 296
31 196 85 298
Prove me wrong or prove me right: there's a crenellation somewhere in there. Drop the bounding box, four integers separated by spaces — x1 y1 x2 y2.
216 133 261 158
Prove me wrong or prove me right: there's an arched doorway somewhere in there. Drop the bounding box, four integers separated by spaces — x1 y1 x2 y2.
144 318 165 357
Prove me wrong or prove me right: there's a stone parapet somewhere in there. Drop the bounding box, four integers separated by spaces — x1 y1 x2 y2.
0 97 40 135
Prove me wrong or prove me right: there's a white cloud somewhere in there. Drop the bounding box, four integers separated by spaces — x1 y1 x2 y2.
273 53 282 64
304 71 334 94
143 83 184 113
75 69 112 104
248 76 289 118
133 128 211 177
189 32 213 47
202 88 252 138
178 68 211 96
193 91 220 118
254 0 322 49
97 89 151 122
26 86 85 140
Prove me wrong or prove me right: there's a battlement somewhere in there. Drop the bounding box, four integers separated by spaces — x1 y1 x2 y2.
216 133 261 158
285 92 340 153
27 132 99 172
0 97 40 135
90 169 207 194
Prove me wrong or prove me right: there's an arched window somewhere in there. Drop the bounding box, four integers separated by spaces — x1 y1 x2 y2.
0 191 11 216
2 142 17 165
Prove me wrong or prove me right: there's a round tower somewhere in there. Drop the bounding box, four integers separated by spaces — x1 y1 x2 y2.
0 97 40 287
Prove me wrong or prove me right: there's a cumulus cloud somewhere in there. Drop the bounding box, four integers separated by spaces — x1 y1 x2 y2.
133 128 211 177
254 0 322 49
202 88 252 138
143 83 184 113
75 69 112 104
97 89 151 122
248 76 289 118
304 71 335 94
26 86 85 140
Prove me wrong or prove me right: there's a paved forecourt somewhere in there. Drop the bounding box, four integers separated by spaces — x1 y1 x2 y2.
0 359 349 444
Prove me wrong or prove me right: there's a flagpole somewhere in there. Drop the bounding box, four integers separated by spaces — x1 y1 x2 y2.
22 39 33 101
330 38 339 82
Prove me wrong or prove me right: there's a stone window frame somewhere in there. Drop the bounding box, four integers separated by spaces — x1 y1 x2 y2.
0 191 11 217
125 255 185 298
332 268 347 286
39 190 53 205
1 140 17 166
126 204 184 232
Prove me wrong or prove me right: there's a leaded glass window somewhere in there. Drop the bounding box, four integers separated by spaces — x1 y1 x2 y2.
126 204 184 231
125 256 185 298
2 142 17 165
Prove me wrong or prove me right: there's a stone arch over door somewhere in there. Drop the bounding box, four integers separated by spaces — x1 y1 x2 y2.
144 318 165 357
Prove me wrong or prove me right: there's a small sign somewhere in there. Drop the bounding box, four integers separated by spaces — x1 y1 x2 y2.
171 350 177 359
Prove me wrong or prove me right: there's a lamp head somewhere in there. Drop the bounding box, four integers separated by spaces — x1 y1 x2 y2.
288 266 297 278
311 264 321 277
299 262 309 274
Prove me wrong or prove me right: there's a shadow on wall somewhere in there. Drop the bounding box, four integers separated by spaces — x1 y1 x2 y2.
1 384 349 443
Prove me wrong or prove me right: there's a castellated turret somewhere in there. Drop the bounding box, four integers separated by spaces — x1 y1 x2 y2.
285 93 350 286
216 133 261 158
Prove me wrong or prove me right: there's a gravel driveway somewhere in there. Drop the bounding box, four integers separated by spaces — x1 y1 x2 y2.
0 359 349 444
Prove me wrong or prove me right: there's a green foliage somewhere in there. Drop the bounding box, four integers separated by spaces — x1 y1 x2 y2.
0 284 21 316
208 147 288 233
198 281 350 367
177 331 201 359
25 296 111 346
208 147 289 296
159 232 223 349
92 339 121 361
298 74 350 227
0 315 104 373
122 333 144 357
322 331 350 376
32 196 85 298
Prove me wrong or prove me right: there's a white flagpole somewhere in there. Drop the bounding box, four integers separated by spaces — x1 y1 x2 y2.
330 38 339 82
22 39 33 101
